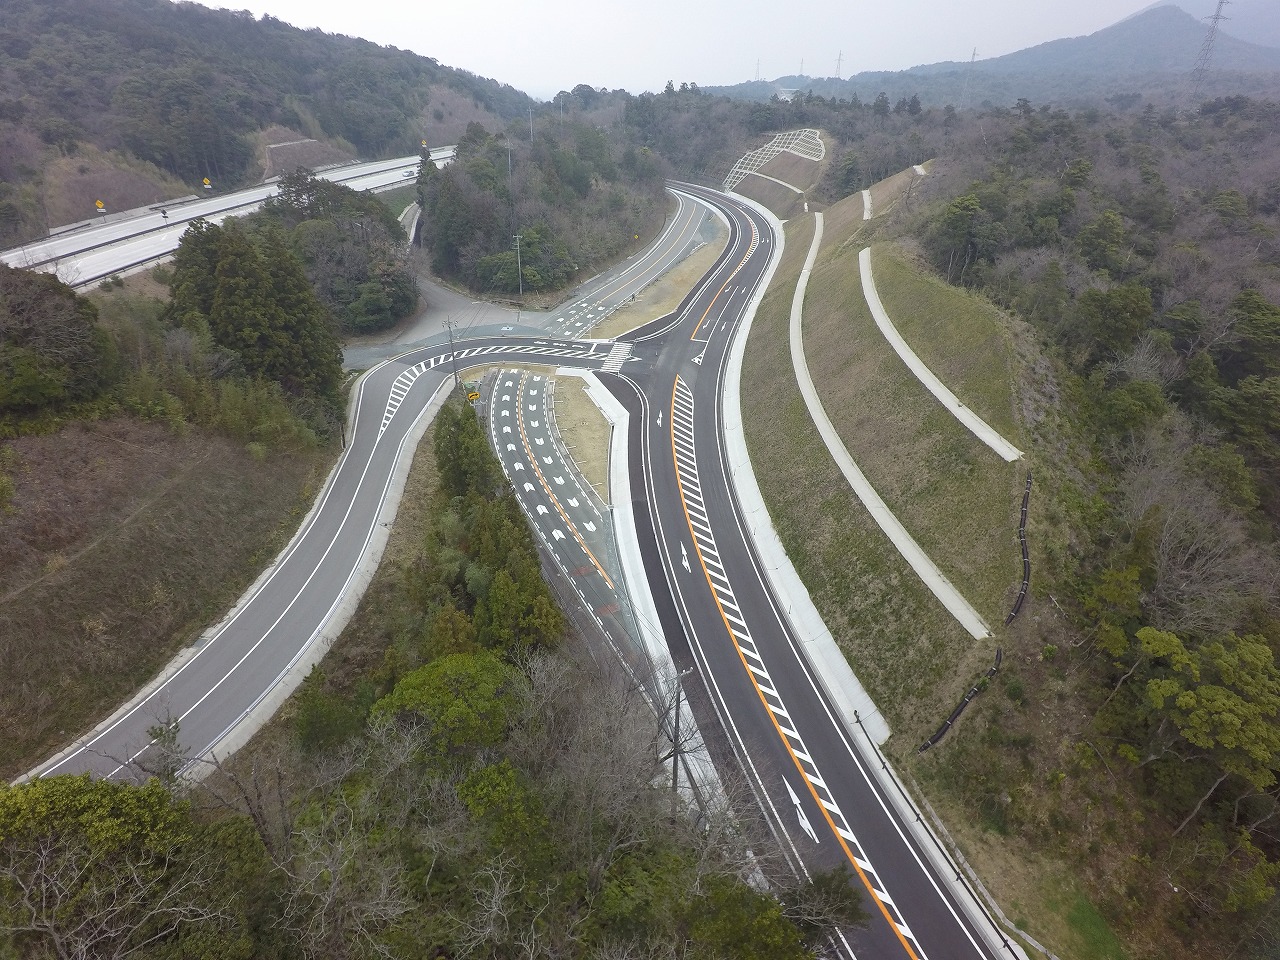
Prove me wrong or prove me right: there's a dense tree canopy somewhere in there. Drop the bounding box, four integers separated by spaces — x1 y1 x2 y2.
169 218 343 403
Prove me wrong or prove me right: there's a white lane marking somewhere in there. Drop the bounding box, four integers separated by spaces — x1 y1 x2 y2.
784 779 820 844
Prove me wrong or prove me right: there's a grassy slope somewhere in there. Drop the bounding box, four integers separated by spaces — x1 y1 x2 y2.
742 176 1135 957
742 211 985 744
807 241 1024 626
0 419 331 777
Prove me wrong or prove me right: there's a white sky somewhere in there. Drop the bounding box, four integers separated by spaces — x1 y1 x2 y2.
201 0 1200 99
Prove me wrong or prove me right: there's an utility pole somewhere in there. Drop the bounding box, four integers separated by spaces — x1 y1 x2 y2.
670 666 694 815
528 106 534 140
443 317 460 386
513 234 523 299
1192 0 1230 99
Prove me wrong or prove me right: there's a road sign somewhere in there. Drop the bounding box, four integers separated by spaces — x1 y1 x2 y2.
421 140 427 148
203 178 212 190
467 391 480 403
94 200 104 210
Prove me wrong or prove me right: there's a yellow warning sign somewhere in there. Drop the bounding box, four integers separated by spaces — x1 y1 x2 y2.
94 200 104 210
467 391 480 403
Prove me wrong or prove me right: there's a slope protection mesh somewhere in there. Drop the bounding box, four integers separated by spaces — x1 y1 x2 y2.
723 128 825 191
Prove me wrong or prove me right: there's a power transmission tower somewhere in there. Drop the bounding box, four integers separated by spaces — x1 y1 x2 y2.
835 50 843 80
1191 0 1231 99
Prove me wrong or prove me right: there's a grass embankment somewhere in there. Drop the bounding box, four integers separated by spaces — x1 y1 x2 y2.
551 377 612 502
731 138 829 221
743 176 1130 957
803 241 1024 627
741 214 995 744
0 419 331 779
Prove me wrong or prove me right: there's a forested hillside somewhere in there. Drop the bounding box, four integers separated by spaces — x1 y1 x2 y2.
0 0 532 245
897 95 1280 956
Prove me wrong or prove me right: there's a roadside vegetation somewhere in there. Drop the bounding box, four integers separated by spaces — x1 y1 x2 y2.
741 97 1280 958
0 400 864 958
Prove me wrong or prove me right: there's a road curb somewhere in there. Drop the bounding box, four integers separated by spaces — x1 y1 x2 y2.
719 192 893 746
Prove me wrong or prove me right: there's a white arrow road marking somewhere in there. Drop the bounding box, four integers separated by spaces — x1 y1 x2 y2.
783 779 820 844
501 409 510 417
554 476 565 485
528 405 536 411
657 411 663 427
505 380 513 386
680 543 691 573
531 420 540 427
543 456 553 465
502 394 510 401
584 521 596 532
552 529 565 541
535 437 544 445
692 350 704 366
567 498 579 507
513 462 524 471
502 426 511 434
536 505 549 516
529 389 538 395
507 444 516 452
533 375 542 381
523 483 535 492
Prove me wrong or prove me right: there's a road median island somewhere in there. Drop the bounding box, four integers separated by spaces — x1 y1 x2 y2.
592 216 729 340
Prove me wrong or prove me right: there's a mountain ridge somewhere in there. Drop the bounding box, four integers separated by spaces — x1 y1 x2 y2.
708 5 1280 105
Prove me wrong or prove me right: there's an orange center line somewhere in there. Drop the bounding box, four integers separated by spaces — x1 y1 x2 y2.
666 376 920 960
688 220 758 341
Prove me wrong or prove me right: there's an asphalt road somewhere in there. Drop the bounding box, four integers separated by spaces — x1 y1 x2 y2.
24 164 1017 958
31 337 622 782
27 189 712 785
591 184 1009 959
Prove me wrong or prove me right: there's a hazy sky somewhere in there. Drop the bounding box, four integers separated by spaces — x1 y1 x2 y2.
202 0 1204 99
